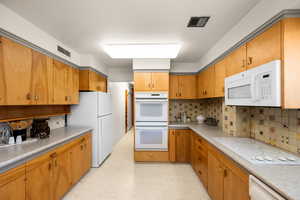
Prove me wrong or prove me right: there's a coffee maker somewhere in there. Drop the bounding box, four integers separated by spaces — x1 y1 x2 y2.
9 120 33 141
31 118 50 139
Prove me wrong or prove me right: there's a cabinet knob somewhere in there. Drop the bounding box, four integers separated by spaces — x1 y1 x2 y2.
224 168 228 177
48 163 52 171
26 93 32 100
34 96 39 100
198 170 202 175
65 96 68 101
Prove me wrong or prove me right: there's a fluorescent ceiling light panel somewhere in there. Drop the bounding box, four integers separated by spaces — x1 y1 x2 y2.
103 43 181 58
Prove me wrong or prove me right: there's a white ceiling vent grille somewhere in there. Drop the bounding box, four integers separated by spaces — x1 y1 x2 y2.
57 45 71 57
187 16 210 27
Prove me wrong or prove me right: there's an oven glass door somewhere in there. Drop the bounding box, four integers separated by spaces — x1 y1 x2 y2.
135 99 168 122
135 126 168 150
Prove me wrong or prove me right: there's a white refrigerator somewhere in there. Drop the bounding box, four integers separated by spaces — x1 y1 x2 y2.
68 92 114 167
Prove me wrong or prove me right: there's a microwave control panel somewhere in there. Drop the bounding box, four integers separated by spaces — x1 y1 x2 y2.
256 72 272 100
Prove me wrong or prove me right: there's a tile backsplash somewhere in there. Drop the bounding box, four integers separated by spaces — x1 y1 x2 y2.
48 116 65 130
223 101 300 154
169 98 223 127
170 98 300 154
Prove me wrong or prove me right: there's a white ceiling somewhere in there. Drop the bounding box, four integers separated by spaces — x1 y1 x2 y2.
1 0 260 68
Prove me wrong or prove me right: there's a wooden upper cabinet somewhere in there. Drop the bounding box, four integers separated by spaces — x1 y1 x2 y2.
169 75 179 99
226 44 247 77
197 72 204 98
1 37 32 105
201 66 215 98
79 69 107 92
134 72 152 91
151 72 169 91
179 75 197 99
134 72 169 92
68 67 79 104
246 22 281 70
169 75 197 99
281 18 300 109
214 59 226 97
31 50 53 105
0 164 26 200
0 37 6 105
52 60 69 104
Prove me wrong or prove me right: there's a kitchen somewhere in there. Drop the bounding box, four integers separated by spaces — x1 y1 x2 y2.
1 0 300 200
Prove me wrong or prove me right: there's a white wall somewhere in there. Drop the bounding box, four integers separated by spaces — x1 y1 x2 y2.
0 3 108 75
197 0 300 70
109 82 131 145
133 59 170 70
80 54 108 75
108 66 133 82
170 62 198 73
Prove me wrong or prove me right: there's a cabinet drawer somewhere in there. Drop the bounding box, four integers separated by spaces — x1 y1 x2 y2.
134 151 169 162
194 152 208 188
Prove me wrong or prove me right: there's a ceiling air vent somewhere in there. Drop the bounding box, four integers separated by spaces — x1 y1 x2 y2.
187 16 210 27
57 45 71 57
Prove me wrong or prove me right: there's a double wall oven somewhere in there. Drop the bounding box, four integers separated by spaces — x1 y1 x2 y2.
135 92 168 151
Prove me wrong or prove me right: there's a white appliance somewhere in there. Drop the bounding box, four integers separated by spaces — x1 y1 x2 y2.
225 60 281 107
68 92 114 167
249 175 286 200
135 92 168 151
135 92 168 122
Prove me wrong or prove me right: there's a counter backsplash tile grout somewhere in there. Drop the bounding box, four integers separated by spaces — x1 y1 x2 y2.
170 98 300 155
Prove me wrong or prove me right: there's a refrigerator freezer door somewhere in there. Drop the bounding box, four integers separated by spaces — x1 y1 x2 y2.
99 114 113 164
98 92 112 116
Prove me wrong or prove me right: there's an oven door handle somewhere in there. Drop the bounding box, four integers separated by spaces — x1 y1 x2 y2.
135 99 168 102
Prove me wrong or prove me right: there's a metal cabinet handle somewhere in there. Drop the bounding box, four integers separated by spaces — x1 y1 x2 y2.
148 83 151 89
248 57 253 65
48 163 52 171
65 96 68 101
55 159 58 167
198 170 202 175
26 93 31 100
224 168 228 177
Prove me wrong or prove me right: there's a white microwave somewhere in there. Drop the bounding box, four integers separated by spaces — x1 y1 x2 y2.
225 60 281 107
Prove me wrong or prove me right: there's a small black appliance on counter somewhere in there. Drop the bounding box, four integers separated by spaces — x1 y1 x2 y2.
31 118 50 139
204 117 219 127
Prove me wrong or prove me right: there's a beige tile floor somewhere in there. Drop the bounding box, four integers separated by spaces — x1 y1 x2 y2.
63 130 211 200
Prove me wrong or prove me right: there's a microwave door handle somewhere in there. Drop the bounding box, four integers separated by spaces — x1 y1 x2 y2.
251 77 258 102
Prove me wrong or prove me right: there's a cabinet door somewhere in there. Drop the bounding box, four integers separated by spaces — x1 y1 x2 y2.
69 67 79 104
175 130 191 163
179 75 197 99
0 37 6 105
151 72 169 91
134 72 152 91
197 72 204 98
214 59 226 97
202 66 215 98
82 134 92 174
98 75 107 92
168 129 176 162
26 154 52 200
169 75 179 99
71 140 85 184
31 50 53 105
226 45 247 77
208 152 224 200
53 60 68 104
1 37 32 105
223 167 250 200
246 22 281 70
0 165 25 200
52 150 72 200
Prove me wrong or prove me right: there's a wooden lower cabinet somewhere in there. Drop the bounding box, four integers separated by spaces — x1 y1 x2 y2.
26 152 53 200
207 142 250 200
0 132 91 200
0 164 26 200
207 151 224 200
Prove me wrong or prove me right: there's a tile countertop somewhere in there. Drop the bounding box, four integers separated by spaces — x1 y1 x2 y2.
0 126 92 173
169 122 300 200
